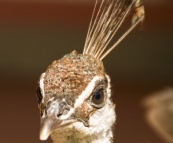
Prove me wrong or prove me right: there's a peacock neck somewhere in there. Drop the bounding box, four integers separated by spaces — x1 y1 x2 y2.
50 128 113 143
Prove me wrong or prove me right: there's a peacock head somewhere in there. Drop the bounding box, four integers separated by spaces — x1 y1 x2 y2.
36 0 145 141
36 51 115 140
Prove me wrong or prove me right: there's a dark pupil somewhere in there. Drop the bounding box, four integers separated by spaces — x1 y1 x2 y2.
92 89 104 105
95 92 101 100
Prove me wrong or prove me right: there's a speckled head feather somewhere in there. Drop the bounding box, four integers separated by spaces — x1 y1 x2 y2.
43 50 104 104
36 0 145 143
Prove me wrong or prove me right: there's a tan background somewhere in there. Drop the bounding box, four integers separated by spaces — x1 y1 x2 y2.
0 0 173 143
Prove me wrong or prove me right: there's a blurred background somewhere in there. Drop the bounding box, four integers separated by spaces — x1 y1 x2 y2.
0 0 173 143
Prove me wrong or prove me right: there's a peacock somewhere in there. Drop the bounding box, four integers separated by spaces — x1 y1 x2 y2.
36 0 145 142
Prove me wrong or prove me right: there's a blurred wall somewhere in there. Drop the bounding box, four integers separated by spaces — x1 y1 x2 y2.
0 1 173 143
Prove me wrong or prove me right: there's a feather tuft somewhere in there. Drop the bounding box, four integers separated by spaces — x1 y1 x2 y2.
83 0 145 60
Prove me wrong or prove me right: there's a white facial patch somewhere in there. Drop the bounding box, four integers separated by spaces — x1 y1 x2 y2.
74 76 103 108
40 73 46 100
105 74 111 98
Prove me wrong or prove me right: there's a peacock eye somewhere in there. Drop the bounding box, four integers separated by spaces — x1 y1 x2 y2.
36 85 42 103
91 89 105 108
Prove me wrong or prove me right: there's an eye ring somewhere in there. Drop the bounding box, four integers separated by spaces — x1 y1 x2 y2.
90 88 106 108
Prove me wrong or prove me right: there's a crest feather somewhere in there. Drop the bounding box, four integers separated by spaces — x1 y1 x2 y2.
83 0 145 60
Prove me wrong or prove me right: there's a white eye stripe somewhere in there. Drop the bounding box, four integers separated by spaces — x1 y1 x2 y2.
39 73 46 101
74 76 104 109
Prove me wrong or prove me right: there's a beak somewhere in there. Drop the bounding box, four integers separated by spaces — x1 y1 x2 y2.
39 99 75 140
40 114 61 140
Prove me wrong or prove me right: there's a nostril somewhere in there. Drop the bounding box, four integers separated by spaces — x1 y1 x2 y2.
57 108 69 117
56 102 70 118
57 113 63 117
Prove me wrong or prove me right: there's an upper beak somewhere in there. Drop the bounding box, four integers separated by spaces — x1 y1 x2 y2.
39 99 75 140
40 114 61 140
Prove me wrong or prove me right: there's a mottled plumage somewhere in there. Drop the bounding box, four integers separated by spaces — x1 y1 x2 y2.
36 0 145 143
42 51 104 104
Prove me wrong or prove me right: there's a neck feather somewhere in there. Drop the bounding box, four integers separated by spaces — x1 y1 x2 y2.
50 128 113 143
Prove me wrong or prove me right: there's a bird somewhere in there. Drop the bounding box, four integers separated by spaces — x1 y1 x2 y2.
36 0 145 143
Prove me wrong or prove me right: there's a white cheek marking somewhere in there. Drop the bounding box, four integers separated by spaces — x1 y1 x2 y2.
40 73 46 99
74 76 103 108
105 74 111 98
